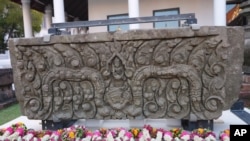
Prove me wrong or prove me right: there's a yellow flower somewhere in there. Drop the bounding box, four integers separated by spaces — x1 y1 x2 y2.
131 128 140 137
69 131 75 139
197 128 204 134
172 128 178 132
36 131 45 138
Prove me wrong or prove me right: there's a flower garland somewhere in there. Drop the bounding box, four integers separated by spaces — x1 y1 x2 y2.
0 122 230 141
191 128 216 141
0 122 27 140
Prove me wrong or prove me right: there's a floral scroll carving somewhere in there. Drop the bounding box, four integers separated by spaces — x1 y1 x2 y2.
10 28 243 121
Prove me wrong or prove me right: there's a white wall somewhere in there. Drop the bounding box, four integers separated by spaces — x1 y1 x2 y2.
88 0 214 33
88 0 128 33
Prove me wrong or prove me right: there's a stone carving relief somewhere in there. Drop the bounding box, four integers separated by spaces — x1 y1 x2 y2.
10 28 243 121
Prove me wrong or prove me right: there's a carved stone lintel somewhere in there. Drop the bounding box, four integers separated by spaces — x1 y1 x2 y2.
8 27 244 121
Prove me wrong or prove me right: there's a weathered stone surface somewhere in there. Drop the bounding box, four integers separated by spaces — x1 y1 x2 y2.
8 27 244 121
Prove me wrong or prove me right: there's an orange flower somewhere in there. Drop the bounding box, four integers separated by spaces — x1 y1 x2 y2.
150 128 158 138
131 128 140 138
152 128 157 133
99 128 107 135
224 129 230 136
172 128 178 132
57 129 63 134
69 131 75 139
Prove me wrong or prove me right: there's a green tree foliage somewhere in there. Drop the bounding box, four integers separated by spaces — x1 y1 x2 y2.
0 0 43 53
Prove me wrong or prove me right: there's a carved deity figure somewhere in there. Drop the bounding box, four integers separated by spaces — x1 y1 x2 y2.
105 57 132 118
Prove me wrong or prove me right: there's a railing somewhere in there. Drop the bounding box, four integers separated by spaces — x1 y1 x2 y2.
48 13 197 35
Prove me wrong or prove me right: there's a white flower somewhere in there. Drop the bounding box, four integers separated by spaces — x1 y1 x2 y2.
205 134 216 141
139 137 145 141
75 138 81 141
0 136 8 140
33 137 39 141
107 132 114 141
130 137 135 141
142 128 151 140
7 132 21 140
117 129 126 138
222 136 230 141
41 134 50 141
22 133 34 140
155 131 163 141
17 136 22 141
193 135 203 141
115 138 122 141
163 135 173 141
0 130 12 140
181 134 190 141
50 133 59 140
174 137 181 141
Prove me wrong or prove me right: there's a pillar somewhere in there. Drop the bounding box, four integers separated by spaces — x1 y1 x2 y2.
45 4 53 30
21 0 33 38
213 0 226 26
128 0 140 29
53 0 65 23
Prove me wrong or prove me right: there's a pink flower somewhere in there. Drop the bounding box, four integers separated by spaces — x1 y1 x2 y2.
220 133 230 141
22 129 36 141
16 127 25 136
0 127 14 140
92 130 102 140
124 131 133 139
180 131 190 140
138 132 143 138
164 131 172 137
50 130 62 140
86 131 93 137
6 127 26 141
5 127 14 134
163 131 173 141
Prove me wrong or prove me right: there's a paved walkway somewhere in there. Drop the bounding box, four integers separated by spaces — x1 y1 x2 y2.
0 109 248 137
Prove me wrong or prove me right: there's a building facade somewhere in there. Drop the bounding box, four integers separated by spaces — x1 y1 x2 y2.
88 0 214 33
10 0 234 37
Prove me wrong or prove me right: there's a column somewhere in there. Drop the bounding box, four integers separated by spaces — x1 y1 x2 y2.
21 0 33 38
53 0 65 23
128 0 140 29
213 0 226 26
45 4 53 29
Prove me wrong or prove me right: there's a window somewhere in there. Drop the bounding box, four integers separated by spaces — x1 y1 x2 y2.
153 8 180 29
107 14 129 32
